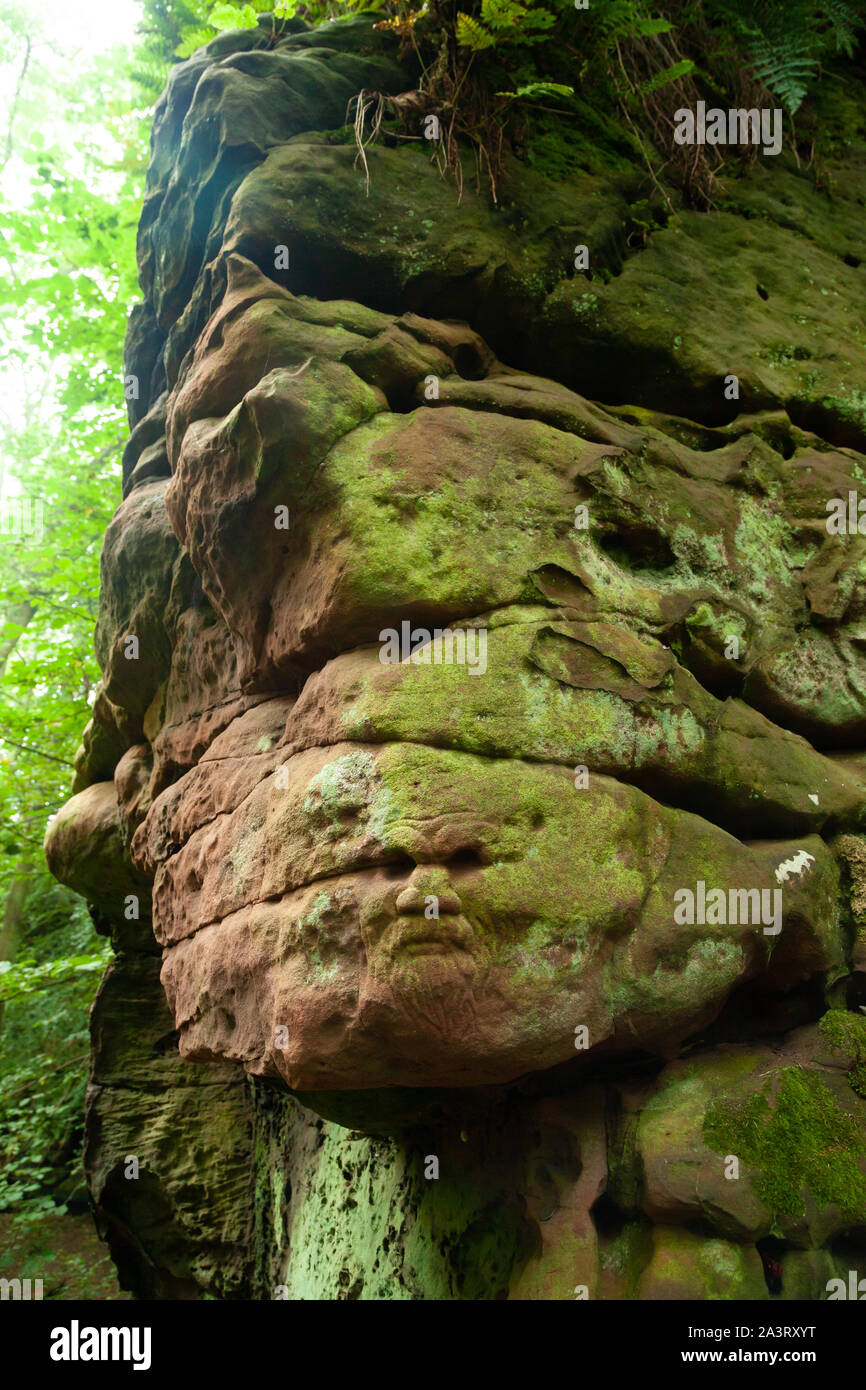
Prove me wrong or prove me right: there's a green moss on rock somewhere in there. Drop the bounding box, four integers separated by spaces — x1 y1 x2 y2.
703 1066 866 1230
819 1009 866 1098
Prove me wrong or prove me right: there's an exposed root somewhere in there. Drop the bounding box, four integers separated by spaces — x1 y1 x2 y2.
348 89 386 196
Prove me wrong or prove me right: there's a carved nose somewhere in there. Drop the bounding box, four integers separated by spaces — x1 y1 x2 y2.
395 870 461 916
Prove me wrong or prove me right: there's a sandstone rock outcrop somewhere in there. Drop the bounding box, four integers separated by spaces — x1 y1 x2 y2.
46 12 866 1299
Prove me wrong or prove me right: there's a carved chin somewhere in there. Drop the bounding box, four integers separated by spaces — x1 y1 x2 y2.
268 970 525 1092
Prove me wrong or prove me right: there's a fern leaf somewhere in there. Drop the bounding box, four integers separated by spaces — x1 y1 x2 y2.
174 26 218 58
480 0 556 36
635 16 674 37
208 3 259 31
456 12 495 49
480 0 525 27
749 33 817 114
497 81 575 101
824 0 858 55
637 58 695 97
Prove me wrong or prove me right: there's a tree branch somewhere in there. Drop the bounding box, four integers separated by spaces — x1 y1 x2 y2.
2 35 33 174
0 738 75 768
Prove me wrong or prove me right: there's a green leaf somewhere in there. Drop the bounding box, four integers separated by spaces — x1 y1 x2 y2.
498 81 575 101
456 12 495 49
0 949 110 1002
637 58 695 96
636 16 673 36
174 26 217 58
208 3 259 31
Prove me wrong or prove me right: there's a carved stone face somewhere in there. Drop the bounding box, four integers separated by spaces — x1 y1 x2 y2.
120 255 857 1089
155 726 841 1089
50 166 866 1101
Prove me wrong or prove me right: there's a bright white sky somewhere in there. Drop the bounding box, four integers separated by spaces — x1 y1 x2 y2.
46 0 141 52
0 0 145 488
0 0 143 186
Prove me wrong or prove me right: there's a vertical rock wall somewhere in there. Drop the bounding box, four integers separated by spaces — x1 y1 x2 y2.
45 13 866 1299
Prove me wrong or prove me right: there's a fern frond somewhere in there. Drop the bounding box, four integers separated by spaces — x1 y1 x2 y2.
480 0 525 27
497 81 575 101
749 32 817 114
208 2 259 31
479 0 556 38
714 0 864 113
456 12 495 50
637 58 695 97
635 16 673 38
174 26 218 57
824 0 858 55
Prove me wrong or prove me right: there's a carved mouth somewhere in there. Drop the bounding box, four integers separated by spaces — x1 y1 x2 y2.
384 914 476 956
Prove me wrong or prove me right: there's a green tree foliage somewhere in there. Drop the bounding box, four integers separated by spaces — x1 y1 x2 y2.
0 2 142 1217
136 0 357 71
0 895 107 1213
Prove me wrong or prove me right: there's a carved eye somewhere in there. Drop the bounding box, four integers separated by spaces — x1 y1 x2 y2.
454 343 487 381
447 846 485 870
383 853 415 879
